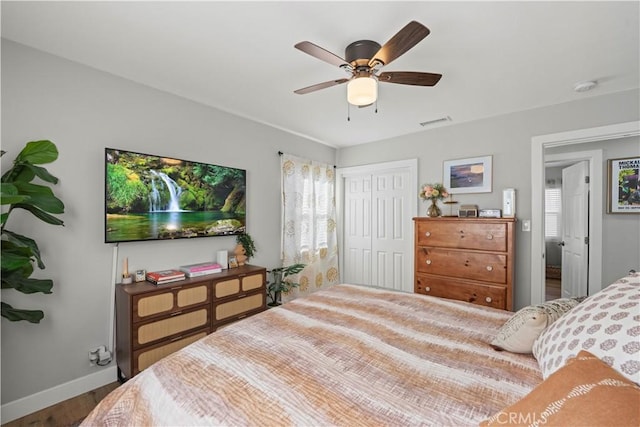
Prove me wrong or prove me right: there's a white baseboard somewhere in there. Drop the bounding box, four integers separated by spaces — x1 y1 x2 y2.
1 366 117 424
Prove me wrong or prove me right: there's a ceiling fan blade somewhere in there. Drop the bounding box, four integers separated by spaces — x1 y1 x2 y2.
368 21 430 67
294 78 350 95
378 71 442 86
295 41 351 68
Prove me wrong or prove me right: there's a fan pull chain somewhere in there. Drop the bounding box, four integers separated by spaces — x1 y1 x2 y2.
375 99 378 114
347 102 351 121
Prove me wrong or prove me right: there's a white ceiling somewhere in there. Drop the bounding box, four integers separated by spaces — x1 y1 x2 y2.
2 1 639 148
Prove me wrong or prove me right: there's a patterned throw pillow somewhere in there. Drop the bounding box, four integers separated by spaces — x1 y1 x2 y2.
532 273 640 385
480 350 640 426
491 298 581 353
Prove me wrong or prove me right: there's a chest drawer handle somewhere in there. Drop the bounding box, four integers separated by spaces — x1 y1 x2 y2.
486 266 493 271
425 259 432 265
486 234 494 240
425 286 431 292
425 231 431 237
485 297 493 303
170 310 183 317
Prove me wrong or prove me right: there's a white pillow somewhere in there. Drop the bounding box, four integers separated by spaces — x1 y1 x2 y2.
491 306 548 353
532 273 640 385
491 298 580 353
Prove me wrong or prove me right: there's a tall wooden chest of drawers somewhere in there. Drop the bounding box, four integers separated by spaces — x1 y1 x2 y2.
116 264 266 380
413 217 516 311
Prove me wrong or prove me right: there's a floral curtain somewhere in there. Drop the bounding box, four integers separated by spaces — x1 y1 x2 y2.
280 153 339 302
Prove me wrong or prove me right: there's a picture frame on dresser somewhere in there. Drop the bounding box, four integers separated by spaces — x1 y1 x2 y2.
443 155 493 194
607 156 640 214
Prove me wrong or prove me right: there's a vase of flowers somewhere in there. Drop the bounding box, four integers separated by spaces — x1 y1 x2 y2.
419 183 448 217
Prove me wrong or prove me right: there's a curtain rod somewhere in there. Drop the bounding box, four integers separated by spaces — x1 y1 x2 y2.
278 151 336 169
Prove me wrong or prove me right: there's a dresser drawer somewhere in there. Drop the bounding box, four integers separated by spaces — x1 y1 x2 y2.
416 221 508 251
416 275 506 309
132 283 210 322
416 247 507 284
133 306 210 348
213 291 265 324
133 328 209 374
212 271 265 299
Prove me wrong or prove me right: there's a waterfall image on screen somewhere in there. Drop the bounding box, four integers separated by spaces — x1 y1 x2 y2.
105 148 246 243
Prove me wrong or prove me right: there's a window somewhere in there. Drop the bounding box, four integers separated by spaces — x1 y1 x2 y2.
545 188 562 239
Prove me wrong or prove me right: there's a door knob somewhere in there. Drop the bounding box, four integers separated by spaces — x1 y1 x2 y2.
558 241 565 246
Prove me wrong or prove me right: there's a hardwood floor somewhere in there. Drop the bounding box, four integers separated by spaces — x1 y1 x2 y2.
2 382 119 427
546 277 562 300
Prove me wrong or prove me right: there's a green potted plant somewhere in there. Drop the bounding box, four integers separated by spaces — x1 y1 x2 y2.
234 233 256 266
267 263 306 306
1 140 65 323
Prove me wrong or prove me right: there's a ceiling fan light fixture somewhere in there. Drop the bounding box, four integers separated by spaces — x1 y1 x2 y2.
347 76 377 106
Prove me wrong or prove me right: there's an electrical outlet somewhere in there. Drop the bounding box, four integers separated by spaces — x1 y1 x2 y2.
89 346 106 366
89 350 98 366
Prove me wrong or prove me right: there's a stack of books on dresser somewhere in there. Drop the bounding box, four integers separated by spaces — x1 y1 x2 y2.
146 269 186 285
178 262 223 278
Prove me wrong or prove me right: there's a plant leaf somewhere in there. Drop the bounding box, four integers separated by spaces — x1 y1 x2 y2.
13 182 65 213
12 204 65 226
1 183 30 205
24 164 59 184
4 277 53 294
15 140 59 165
1 302 44 323
8 165 35 183
0 245 34 271
2 230 44 269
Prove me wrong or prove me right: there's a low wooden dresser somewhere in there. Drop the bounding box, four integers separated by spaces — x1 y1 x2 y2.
413 217 515 311
115 264 266 380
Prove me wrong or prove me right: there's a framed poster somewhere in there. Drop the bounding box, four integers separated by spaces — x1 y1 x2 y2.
607 156 640 213
443 155 492 194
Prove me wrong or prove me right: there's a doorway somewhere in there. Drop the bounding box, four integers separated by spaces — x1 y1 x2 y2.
531 121 640 305
336 159 417 292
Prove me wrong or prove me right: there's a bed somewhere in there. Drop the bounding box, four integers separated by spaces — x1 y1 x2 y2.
82 274 639 426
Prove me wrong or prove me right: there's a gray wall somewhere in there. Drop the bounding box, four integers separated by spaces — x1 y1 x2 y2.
337 89 640 310
1 40 336 404
546 137 640 285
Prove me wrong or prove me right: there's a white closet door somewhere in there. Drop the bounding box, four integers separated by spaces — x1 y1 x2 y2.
339 160 416 292
343 175 372 285
371 169 411 291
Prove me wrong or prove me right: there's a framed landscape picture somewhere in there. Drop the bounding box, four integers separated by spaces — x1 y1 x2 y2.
607 156 640 214
443 155 492 194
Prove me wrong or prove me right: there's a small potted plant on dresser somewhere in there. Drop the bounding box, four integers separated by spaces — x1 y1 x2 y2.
234 233 257 266
267 263 306 306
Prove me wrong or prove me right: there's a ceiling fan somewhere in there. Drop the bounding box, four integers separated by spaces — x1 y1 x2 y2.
294 21 442 107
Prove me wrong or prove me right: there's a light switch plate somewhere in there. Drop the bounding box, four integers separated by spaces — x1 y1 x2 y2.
522 219 531 232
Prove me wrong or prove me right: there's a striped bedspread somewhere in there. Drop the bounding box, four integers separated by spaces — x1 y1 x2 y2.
82 284 542 426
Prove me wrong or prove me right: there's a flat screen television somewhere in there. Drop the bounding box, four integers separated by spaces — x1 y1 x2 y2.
105 148 246 243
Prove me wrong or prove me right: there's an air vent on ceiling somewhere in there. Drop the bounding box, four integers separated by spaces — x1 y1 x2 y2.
420 116 452 127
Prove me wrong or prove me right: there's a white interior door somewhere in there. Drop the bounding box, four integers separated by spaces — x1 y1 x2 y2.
561 161 589 297
339 160 416 292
